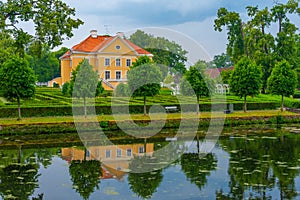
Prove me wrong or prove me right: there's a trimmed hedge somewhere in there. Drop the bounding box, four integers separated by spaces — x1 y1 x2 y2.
0 102 280 118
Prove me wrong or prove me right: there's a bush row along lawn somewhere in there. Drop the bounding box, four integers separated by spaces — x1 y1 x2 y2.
1 87 299 108
0 110 297 126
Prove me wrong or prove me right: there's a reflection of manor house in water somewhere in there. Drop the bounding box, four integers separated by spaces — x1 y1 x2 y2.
61 143 154 180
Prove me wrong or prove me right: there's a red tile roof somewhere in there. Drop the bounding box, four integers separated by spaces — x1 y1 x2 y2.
205 67 234 79
60 34 152 59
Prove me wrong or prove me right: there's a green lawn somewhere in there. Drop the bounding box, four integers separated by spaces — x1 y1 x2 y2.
0 87 298 108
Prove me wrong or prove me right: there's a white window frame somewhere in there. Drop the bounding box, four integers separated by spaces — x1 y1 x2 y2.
138 146 144 154
126 59 131 67
116 58 121 67
105 149 111 158
126 148 132 157
105 70 111 80
105 58 110 66
116 149 122 158
116 71 121 80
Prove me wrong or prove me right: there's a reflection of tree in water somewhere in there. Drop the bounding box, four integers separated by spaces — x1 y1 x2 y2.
217 135 300 200
69 158 102 200
0 163 40 200
128 155 163 199
181 153 217 190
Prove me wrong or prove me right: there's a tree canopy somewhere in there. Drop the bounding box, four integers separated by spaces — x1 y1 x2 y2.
180 60 214 114
230 57 262 112
127 56 162 115
69 59 102 117
0 0 83 55
214 1 300 90
267 60 297 111
129 30 188 75
0 56 36 119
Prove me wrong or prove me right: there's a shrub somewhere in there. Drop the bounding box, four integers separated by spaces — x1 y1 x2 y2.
114 83 129 97
62 82 70 96
53 82 60 88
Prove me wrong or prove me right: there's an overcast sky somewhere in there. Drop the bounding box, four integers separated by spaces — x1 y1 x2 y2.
61 0 292 62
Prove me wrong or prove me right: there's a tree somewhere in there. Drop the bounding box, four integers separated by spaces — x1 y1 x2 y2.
220 69 233 84
129 30 188 75
69 59 99 118
208 53 233 68
180 60 214 114
267 60 297 111
27 45 66 82
181 153 217 190
214 1 300 90
127 56 162 115
62 82 70 96
69 160 102 200
0 31 16 66
114 83 129 97
0 0 83 55
230 57 262 112
0 56 36 120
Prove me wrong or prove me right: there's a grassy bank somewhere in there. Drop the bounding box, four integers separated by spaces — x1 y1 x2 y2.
0 110 299 135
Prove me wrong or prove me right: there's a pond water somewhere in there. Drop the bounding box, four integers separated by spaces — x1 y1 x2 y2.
1 128 300 200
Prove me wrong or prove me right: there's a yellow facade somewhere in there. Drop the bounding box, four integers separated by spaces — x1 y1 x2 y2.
49 31 152 90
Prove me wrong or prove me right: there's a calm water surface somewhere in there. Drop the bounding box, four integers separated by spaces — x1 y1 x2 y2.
1 128 300 200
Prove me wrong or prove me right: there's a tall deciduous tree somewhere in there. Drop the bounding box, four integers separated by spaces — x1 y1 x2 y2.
230 57 262 112
267 60 297 111
180 61 214 114
0 56 36 120
127 56 162 115
0 0 83 55
69 59 102 118
129 30 188 75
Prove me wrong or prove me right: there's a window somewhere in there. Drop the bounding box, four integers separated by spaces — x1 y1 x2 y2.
116 71 121 80
126 149 132 157
105 71 110 80
116 45 121 50
85 150 90 158
116 58 121 66
116 149 122 158
105 150 111 158
70 60 72 68
105 58 110 66
138 146 144 154
126 59 131 67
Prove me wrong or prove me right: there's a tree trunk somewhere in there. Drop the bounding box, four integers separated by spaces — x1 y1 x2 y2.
196 96 200 115
84 97 87 118
281 95 284 112
17 97 21 120
144 138 147 155
243 96 247 112
196 134 200 154
143 96 147 116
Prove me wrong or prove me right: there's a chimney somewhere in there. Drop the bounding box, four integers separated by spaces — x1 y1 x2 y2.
90 30 98 38
116 32 124 38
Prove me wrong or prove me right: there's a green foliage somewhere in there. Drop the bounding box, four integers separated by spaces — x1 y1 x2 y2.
129 30 188 75
114 83 129 97
0 0 83 51
163 74 174 84
208 53 233 68
0 56 36 119
128 56 162 115
230 57 262 112
27 45 67 82
96 81 104 97
220 69 233 84
53 82 60 88
0 31 16 66
267 60 297 110
181 60 214 98
69 59 98 99
69 159 102 200
62 82 70 96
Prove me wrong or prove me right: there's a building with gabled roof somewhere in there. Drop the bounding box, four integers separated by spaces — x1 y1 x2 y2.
49 30 153 90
